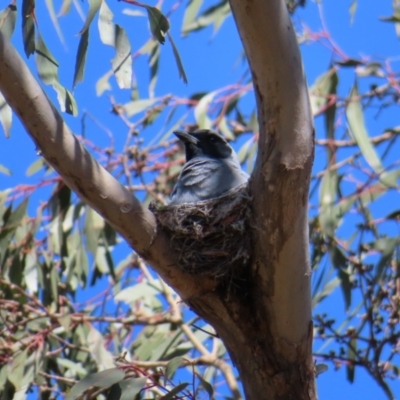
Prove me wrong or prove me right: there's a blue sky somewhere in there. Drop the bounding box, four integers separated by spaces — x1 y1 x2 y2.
1 0 400 399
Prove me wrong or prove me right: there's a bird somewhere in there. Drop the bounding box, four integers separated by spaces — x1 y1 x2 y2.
168 129 249 205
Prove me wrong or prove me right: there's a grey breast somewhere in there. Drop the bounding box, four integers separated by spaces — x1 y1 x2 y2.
169 157 249 205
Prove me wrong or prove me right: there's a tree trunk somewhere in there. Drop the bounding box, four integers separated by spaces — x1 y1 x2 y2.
0 0 316 398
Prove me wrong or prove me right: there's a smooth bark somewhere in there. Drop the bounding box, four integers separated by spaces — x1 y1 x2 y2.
0 0 316 398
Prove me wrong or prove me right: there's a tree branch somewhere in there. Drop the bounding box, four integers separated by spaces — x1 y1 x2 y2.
0 31 215 300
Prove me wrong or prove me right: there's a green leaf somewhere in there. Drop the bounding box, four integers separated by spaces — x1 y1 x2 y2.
379 15 400 23
115 281 162 305
330 244 352 310
123 98 160 117
218 116 234 140
8 349 28 389
349 0 357 24
119 377 147 400
346 84 383 174
26 157 46 176
86 327 115 370
0 90 12 138
346 337 357 383
35 34 78 115
165 357 184 381
309 68 338 118
374 237 398 281
111 25 132 89
59 0 72 16
45 0 65 45
78 0 101 35
315 363 329 377
336 58 363 67
149 41 160 97
356 62 384 78
66 368 125 400
98 1 133 90
386 210 400 220
73 29 89 88
182 0 230 36
197 374 214 399
98 0 114 46
312 277 340 308
194 91 216 128
167 32 188 84
319 170 339 237
0 163 11 176
182 0 204 37
162 383 189 400
84 207 104 254
145 6 170 45
96 70 113 96
22 0 35 57
0 4 17 39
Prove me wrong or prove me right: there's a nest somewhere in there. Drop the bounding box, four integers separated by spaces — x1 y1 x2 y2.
149 184 252 278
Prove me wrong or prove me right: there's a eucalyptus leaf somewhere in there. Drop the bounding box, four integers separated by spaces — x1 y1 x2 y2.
0 4 17 39
145 6 170 45
66 368 125 400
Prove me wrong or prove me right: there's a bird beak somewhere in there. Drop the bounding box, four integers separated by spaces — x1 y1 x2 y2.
173 130 199 145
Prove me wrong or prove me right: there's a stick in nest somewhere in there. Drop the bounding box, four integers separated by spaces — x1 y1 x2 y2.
149 183 252 278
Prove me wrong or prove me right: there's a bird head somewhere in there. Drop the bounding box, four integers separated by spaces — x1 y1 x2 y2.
173 130 233 161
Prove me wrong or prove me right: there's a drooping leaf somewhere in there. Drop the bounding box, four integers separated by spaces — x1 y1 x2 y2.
98 2 132 89
78 0 101 35
330 244 352 310
373 237 398 281
8 349 28 389
0 91 12 138
312 275 340 308
182 0 230 36
123 98 160 118
111 25 132 89
167 32 188 84
98 0 114 45
86 327 115 370
197 374 214 399
26 157 46 176
346 336 357 383
35 34 78 115
59 0 72 16
0 163 11 175
349 0 357 24
119 377 147 400
319 170 339 237
73 28 89 88
164 357 184 382
0 4 17 39
336 58 363 67
45 0 65 44
115 281 162 305
22 0 35 57
346 83 383 174
315 363 329 377
194 91 216 128
182 0 204 37
145 6 170 45
66 368 125 400
148 41 160 97
162 383 189 400
96 70 113 96
309 68 338 118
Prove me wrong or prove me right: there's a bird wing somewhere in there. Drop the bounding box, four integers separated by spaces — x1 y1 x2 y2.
178 158 221 187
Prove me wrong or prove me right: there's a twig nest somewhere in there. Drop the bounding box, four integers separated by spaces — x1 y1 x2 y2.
149 183 252 277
